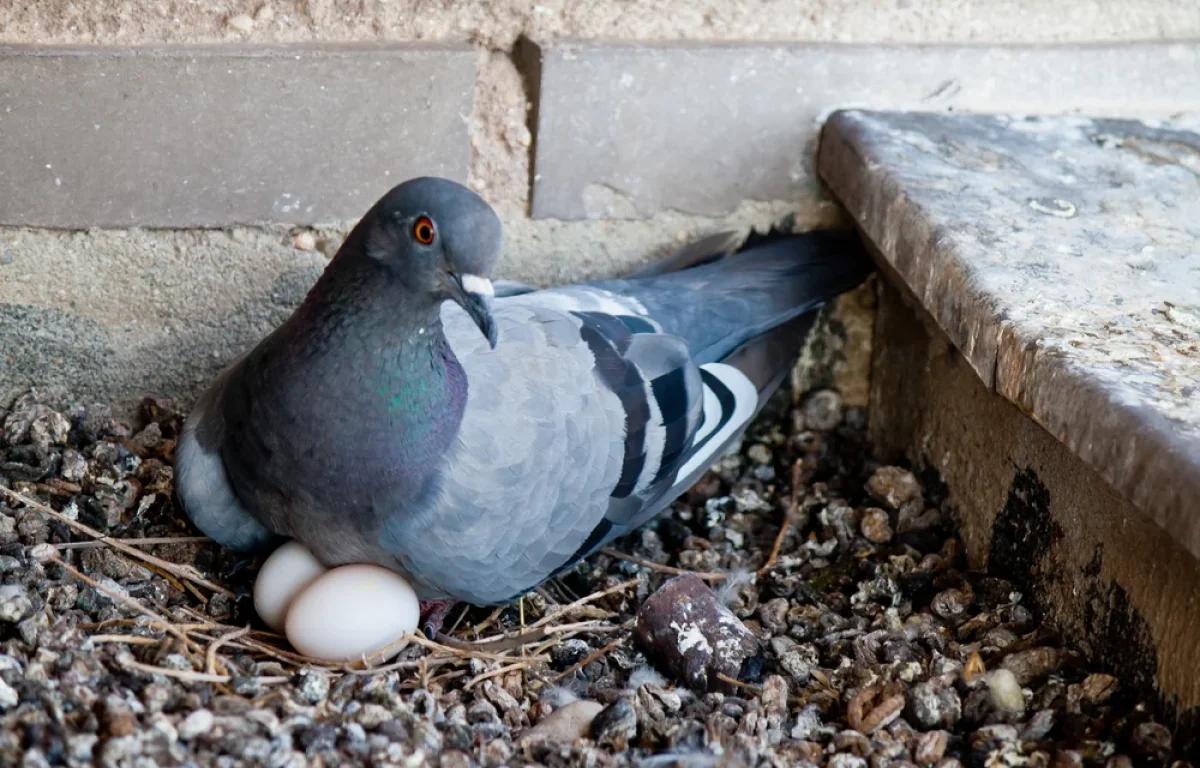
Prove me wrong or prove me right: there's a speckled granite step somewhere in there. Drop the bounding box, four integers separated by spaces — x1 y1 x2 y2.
819 110 1200 717
821 109 1200 560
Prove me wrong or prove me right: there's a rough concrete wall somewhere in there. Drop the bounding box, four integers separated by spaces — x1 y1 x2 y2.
2 2 1198 410
5 1 1198 214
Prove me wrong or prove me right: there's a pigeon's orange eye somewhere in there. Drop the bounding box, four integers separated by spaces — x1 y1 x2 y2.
413 216 436 245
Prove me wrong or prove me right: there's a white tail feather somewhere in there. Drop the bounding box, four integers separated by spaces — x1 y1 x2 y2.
673 363 759 483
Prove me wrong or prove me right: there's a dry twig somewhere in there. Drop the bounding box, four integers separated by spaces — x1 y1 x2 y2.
527 578 637 629
759 459 804 575
436 618 617 654
53 536 213 551
90 634 162 646
550 634 626 684
466 660 536 690
205 626 252 676
407 632 550 664
464 605 509 636
121 657 289 685
346 657 452 677
600 548 728 581
52 554 201 654
2 485 232 597
716 672 763 695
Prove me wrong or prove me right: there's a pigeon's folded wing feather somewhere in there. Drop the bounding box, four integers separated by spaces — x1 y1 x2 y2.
377 291 703 604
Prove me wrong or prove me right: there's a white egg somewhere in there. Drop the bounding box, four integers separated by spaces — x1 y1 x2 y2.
284 564 420 662
253 540 328 632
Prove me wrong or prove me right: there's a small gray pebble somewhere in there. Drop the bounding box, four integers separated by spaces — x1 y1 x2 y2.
0 678 17 709
296 668 330 704
907 680 961 729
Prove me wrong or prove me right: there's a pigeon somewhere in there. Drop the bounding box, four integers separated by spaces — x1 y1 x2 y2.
174 177 872 627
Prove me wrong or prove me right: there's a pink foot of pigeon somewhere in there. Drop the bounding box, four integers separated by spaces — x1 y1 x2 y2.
419 599 459 640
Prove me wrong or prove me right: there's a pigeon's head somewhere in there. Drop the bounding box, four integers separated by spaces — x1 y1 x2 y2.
361 177 503 347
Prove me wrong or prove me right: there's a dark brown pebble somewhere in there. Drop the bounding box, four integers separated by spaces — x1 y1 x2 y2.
1131 721 1173 761
1001 647 1062 685
634 573 759 693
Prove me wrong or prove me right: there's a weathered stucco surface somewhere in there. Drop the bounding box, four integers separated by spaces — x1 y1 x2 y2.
819 109 1200 563
0 2 1197 410
0 203 832 411
8 1 1199 49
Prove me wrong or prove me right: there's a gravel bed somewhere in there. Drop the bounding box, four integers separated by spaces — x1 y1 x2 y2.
0 388 1183 768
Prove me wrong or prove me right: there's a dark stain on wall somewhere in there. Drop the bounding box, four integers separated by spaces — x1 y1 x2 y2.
987 467 1062 607
988 468 1198 760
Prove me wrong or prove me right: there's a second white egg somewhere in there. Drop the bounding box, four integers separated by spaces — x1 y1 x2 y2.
253 540 328 632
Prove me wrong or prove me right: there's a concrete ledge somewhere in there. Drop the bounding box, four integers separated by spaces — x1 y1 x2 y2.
869 281 1200 747
818 109 1200 564
531 41 1200 220
821 109 1200 737
0 44 475 227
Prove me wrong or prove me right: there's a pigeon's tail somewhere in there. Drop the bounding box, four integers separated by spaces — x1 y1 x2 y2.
607 227 873 366
624 230 743 279
612 227 874 502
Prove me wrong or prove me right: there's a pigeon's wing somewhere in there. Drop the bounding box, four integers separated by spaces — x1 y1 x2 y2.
174 359 281 552
377 289 710 605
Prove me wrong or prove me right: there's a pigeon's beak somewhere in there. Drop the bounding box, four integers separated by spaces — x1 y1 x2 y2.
454 274 498 349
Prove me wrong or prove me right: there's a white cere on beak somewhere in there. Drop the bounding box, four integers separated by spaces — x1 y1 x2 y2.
461 274 494 298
